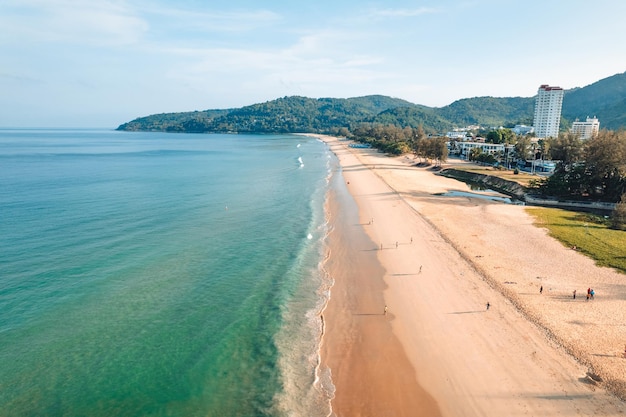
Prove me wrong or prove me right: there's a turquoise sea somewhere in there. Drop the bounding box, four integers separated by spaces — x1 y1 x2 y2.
0 129 336 417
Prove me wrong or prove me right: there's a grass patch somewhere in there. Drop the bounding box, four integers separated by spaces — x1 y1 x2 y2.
526 207 626 274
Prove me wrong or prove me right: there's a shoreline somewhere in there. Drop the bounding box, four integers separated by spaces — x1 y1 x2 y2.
315 134 626 416
319 151 441 416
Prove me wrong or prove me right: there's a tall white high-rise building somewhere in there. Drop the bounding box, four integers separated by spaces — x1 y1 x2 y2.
533 84 564 138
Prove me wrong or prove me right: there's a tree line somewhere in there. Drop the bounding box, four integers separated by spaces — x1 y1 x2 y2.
532 130 626 203
348 123 449 166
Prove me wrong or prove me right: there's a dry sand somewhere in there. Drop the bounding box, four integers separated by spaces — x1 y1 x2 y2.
316 134 626 417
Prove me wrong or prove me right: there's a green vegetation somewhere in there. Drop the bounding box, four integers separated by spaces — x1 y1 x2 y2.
612 194 626 230
349 124 420 155
531 130 626 202
485 127 516 144
526 207 626 273
347 124 448 164
117 71 626 134
438 96 534 128
118 95 418 134
562 72 626 130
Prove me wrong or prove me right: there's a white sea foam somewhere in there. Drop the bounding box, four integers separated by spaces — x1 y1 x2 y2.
272 146 336 417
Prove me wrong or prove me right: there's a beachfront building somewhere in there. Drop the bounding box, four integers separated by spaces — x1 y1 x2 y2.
445 130 469 140
533 84 564 139
512 124 534 135
449 141 518 168
571 117 600 140
453 141 505 159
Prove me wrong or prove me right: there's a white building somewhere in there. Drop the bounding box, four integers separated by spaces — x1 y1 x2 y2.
533 84 564 139
445 131 469 140
571 117 600 140
452 141 510 158
512 124 534 135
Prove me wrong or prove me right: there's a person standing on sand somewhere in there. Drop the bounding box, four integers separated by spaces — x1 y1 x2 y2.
486 302 490 310
384 305 388 315
540 285 543 294
573 289 576 299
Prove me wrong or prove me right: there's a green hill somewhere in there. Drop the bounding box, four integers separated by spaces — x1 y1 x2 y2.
562 71 626 130
117 71 626 134
438 96 535 127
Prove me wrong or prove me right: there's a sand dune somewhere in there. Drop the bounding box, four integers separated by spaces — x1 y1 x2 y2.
317 135 626 417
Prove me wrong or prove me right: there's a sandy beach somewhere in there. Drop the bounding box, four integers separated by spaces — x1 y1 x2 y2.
316 134 626 417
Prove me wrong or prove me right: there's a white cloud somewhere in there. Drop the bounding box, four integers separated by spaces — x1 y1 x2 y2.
0 0 148 46
366 7 439 18
143 5 282 33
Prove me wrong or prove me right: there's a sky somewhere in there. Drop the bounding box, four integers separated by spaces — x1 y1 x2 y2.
2 0 626 128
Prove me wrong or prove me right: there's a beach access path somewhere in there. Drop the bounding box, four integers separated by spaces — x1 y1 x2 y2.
317 134 626 417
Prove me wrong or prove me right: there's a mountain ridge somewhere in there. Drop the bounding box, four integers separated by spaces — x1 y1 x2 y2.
117 71 626 134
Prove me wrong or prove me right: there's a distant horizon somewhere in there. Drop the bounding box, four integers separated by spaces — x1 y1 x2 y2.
0 75 617 130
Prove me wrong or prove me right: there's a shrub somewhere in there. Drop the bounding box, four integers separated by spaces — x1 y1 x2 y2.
611 194 626 230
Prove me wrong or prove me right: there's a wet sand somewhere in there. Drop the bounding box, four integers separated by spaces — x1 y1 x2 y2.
317 134 626 417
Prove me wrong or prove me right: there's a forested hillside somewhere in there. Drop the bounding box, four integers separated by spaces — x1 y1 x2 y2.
438 97 535 127
562 72 626 130
117 95 413 134
117 71 626 134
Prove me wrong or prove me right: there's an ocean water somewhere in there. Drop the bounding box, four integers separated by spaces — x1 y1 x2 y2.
0 129 336 417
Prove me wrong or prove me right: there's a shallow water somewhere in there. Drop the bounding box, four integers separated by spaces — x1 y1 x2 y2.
0 129 334 416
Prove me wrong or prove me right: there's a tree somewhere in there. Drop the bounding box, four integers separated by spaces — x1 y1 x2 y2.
584 130 626 200
486 130 504 144
611 193 626 230
514 136 532 162
430 137 449 166
486 128 515 144
537 139 550 160
468 147 482 161
548 132 584 165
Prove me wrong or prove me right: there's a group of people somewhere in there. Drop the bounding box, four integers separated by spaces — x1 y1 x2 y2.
540 285 596 300
576 287 596 300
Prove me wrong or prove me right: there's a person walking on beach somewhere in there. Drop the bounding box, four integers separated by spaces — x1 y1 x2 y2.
384 305 388 315
591 289 595 299
573 289 576 299
540 285 543 294
486 302 490 310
